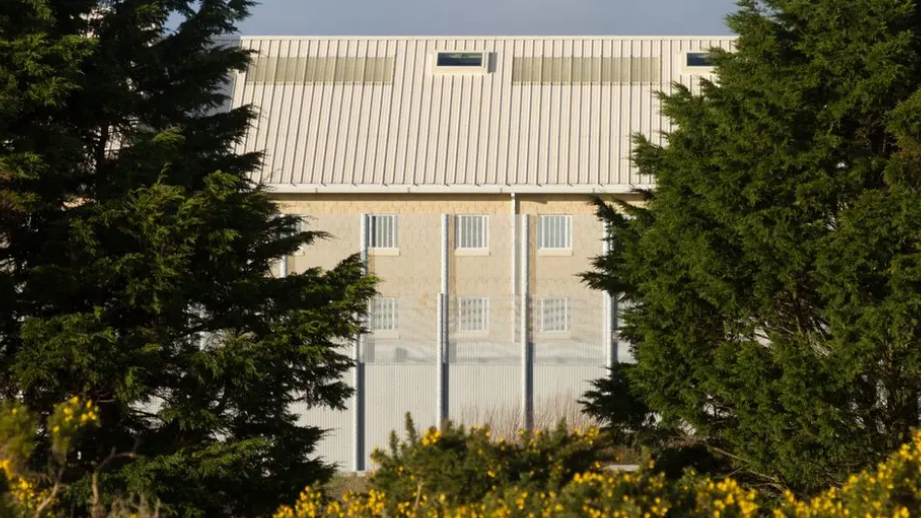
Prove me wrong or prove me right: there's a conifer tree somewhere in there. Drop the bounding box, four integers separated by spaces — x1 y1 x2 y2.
0 2 375 516
583 0 921 493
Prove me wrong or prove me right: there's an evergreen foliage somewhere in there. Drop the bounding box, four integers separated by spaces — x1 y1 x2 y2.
582 0 921 494
0 2 376 516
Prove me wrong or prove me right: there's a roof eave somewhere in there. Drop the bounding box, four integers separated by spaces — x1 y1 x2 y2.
263 184 652 195
233 35 738 41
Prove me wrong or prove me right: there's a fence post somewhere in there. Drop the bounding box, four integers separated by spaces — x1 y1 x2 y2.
354 214 368 472
510 195 518 345
603 222 615 369
520 215 533 431
437 214 450 427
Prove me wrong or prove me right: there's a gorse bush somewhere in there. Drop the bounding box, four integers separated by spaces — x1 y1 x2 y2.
0 397 100 518
273 424 921 518
0 398 158 518
772 437 921 518
3 401 921 518
368 415 616 510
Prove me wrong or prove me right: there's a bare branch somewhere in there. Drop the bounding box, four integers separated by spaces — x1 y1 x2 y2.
91 441 140 518
31 463 66 518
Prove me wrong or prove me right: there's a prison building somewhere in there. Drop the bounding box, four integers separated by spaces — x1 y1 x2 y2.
223 36 735 471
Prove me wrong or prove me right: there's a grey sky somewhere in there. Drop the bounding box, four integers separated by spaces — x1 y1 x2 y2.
238 0 739 36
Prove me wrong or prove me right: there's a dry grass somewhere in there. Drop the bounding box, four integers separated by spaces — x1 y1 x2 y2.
455 392 596 440
325 472 370 499
102 497 161 518
454 394 643 465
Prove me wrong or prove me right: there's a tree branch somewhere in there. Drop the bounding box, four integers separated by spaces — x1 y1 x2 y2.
91 439 140 518
31 463 66 518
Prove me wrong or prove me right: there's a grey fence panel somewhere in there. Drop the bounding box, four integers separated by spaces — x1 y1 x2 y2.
365 364 438 458
533 364 606 429
293 400 353 470
449 363 522 437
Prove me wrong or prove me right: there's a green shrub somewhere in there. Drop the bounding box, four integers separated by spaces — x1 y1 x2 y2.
272 428 921 518
273 465 758 518
368 415 616 511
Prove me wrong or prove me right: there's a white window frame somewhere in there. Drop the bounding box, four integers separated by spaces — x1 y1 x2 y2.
368 214 399 253
433 51 489 74
455 215 489 254
292 215 309 256
538 297 571 334
457 297 489 334
538 215 572 252
369 297 399 336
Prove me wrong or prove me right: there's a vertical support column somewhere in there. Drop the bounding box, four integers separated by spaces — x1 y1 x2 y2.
520 215 533 431
510 194 518 344
354 214 369 472
437 214 450 427
603 222 615 369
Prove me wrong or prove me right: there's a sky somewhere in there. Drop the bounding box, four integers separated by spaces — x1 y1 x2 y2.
237 0 740 36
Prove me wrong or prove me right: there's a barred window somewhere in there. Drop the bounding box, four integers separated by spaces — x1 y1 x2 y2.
455 215 489 250
539 298 570 333
457 297 489 332
369 215 398 249
538 215 572 249
370 297 398 332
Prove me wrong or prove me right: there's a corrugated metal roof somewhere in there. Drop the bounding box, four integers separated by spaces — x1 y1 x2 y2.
225 36 735 193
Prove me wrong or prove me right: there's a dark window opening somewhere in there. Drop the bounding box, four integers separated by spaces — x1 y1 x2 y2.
437 52 484 67
686 52 713 67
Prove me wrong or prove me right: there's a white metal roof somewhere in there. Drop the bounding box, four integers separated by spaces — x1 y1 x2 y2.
226 36 735 193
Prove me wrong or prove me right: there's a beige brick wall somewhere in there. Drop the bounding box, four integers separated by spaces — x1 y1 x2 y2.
273 194 512 215
272 193 641 215
274 193 633 351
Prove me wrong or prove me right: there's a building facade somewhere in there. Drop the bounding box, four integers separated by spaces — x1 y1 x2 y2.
224 36 735 471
